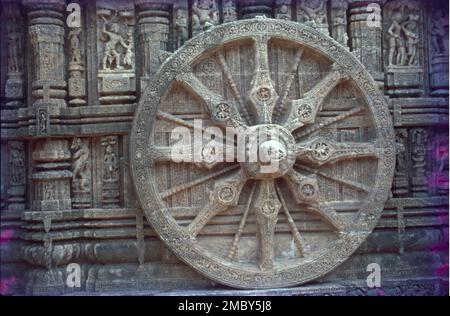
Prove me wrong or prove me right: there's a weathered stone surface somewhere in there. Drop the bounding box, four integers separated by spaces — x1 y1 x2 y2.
0 0 447 296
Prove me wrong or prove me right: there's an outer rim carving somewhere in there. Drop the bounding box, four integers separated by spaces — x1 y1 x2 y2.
130 18 395 289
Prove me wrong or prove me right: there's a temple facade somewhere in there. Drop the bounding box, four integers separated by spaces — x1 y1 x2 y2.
0 0 448 295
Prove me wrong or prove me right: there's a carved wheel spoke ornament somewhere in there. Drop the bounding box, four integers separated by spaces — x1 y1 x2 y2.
131 18 395 289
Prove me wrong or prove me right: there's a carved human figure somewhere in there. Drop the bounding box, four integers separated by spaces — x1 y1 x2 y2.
44 183 55 200
39 111 47 133
104 144 118 180
299 0 326 26
192 0 218 31
69 28 82 64
71 138 90 191
332 14 348 46
401 15 419 65
123 31 134 68
101 16 128 70
431 9 449 55
9 146 24 185
7 32 21 73
223 0 236 20
5 6 21 73
175 9 188 48
276 4 290 20
387 12 407 66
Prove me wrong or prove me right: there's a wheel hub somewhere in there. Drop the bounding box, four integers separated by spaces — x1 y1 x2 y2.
242 124 296 179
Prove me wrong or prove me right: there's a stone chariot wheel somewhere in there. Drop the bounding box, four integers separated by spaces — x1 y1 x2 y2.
131 18 395 289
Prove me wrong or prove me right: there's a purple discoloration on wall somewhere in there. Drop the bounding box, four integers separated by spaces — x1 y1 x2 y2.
0 229 14 244
0 276 16 295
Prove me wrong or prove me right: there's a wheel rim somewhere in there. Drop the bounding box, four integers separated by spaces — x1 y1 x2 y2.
131 18 395 289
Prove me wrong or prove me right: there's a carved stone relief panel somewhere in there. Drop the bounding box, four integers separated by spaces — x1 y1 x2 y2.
131 18 395 288
429 2 449 96
383 0 424 97
97 0 136 105
296 0 329 35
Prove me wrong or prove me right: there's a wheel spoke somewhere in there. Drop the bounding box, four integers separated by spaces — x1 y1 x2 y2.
254 180 282 270
228 183 256 260
305 202 349 234
150 140 236 169
160 164 240 199
176 71 247 129
294 106 365 139
284 64 350 132
216 51 251 124
248 35 279 124
274 48 304 122
297 138 379 166
187 169 247 238
284 169 349 233
275 184 306 257
298 164 371 193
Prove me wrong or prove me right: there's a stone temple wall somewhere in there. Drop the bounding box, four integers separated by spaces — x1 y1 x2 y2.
0 0 448 295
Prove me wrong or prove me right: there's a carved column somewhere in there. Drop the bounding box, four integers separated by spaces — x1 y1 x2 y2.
26 0 67 110
296 0 329 35
348 0 384 86
428 4 449 96
31 140 72 211
383 0 424 97
239 0 274 19
136 0 171 91
96 2 136 105
24 0 72 213
68 1 86 106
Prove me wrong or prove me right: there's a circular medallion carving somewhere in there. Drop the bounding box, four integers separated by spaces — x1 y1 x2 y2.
130 18 395 289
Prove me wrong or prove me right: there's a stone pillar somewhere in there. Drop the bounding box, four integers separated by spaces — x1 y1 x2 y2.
68 1 87 106
31 140 72 212
24 0 72 213
26 0 67 110
348 0 384 86
239 0 274 19
429 5 449 96
4 3 26 211
136 0 171 91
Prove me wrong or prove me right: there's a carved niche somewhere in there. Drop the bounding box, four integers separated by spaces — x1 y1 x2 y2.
130 18 395 288
383 0 423 97
96 1 136 105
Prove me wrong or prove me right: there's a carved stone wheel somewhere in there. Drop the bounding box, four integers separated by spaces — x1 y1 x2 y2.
131 18 395 289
